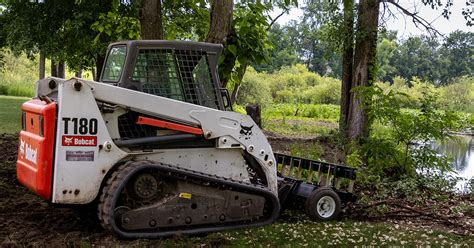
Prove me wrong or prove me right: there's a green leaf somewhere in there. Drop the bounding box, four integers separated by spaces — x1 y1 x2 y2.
228 45 237 56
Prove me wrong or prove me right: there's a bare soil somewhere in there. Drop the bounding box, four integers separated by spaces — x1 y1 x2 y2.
0 134 112 246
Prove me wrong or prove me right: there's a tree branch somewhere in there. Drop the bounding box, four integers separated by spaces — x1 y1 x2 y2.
267 8 288 31
382 0 444 37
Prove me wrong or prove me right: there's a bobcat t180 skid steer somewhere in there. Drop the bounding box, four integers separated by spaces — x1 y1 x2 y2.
16 40 356 238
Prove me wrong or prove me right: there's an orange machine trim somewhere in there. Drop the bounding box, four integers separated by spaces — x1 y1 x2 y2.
136 116 204 135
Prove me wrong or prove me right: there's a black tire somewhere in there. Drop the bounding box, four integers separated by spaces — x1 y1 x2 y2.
304 187 341 221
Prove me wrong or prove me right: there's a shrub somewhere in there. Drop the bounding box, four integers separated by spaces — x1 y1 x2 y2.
437 77 474 113
235 67 273 107
354 85 467 179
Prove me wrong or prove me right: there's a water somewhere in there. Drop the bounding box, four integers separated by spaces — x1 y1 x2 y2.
431 135 474 192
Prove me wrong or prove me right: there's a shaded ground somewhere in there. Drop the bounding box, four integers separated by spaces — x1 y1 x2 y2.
1 134 473 246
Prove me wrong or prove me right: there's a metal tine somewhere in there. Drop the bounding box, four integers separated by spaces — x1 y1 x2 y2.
348 180 354 193
296 159 303 179
306 161 314 183
317 162 324 185
326 164 333 187
287 157 294 177
280 156 286 174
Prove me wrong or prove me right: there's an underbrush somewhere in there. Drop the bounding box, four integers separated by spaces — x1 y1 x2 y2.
0 49 93 97
263 103 339 121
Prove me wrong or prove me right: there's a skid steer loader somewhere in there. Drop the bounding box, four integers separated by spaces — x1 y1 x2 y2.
16 40 356 238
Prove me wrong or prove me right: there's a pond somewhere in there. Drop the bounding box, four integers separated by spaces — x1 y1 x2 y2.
431 135 474 192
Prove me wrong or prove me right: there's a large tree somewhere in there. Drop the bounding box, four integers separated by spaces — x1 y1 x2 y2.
205 0 233 44
339 0 472 143
139 0 164 39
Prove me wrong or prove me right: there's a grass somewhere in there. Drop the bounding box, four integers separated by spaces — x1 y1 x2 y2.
66 211 472 247
263 118 337 137
0 95 28 134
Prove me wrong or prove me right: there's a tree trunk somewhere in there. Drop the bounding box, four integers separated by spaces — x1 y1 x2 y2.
139 0 164 39
246 104 262 128
339 0 354 137
205 0 233 44
229 61 248 104
92 68 97 81
51 60 58 77
96 55 105 81
347 0 380 141
230 83 240 104
57 61 65 78
75 68 83 78
39 51 45 80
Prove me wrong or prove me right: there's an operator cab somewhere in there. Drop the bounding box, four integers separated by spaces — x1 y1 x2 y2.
100 40 231 111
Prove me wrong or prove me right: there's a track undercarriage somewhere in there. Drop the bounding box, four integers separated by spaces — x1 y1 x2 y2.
98 160 280 238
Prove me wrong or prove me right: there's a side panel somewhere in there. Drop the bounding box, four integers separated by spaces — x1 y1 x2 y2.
134 148 249 182
52 81 128 204
16 100 56 200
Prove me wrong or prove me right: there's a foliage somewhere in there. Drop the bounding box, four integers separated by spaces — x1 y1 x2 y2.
2 0 117 71
221 1 274 88
91 5 141 43
289 142 324 160
162 0 209 40
377 31 473 85
358 173 459 205
263 103 340 121
235 67 273 107
237 64 342 107
0 49 37 97
354 84 468 179
252 23 298 72
260 2 342 77
0 49 93 97
437 77 474 113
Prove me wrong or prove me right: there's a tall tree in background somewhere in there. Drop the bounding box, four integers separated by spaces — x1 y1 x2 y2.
339 0 354 136
346 0 380 141
339 0 472 144
205 0 233 44
140 0 163 39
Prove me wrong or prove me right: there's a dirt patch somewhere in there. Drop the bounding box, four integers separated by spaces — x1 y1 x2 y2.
0 134 113 246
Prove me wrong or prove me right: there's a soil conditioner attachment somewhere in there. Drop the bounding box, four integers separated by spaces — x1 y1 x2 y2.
15 40 356 238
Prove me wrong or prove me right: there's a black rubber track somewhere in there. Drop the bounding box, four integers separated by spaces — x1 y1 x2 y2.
98 160 280 238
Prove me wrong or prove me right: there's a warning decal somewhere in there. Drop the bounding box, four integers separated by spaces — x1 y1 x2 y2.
66 150 94 161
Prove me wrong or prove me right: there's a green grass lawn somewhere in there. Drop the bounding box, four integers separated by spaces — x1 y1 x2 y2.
84 211 472 247
0 95 29 134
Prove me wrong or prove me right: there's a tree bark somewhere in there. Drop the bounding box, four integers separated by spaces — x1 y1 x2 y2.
75 68 82 78
246 104 262 128
347 0 380 141
51 60 58 77
205 0 233 44
57 61 65 78
230 83 240 104
139 0 164 39
96 55 105 81
39 51 45 80
339 0 354 138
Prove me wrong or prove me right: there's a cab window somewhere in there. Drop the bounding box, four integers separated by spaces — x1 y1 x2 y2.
102 46 126 82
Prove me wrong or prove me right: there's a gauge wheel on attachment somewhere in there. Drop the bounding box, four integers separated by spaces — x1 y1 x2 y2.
305 187 341 221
